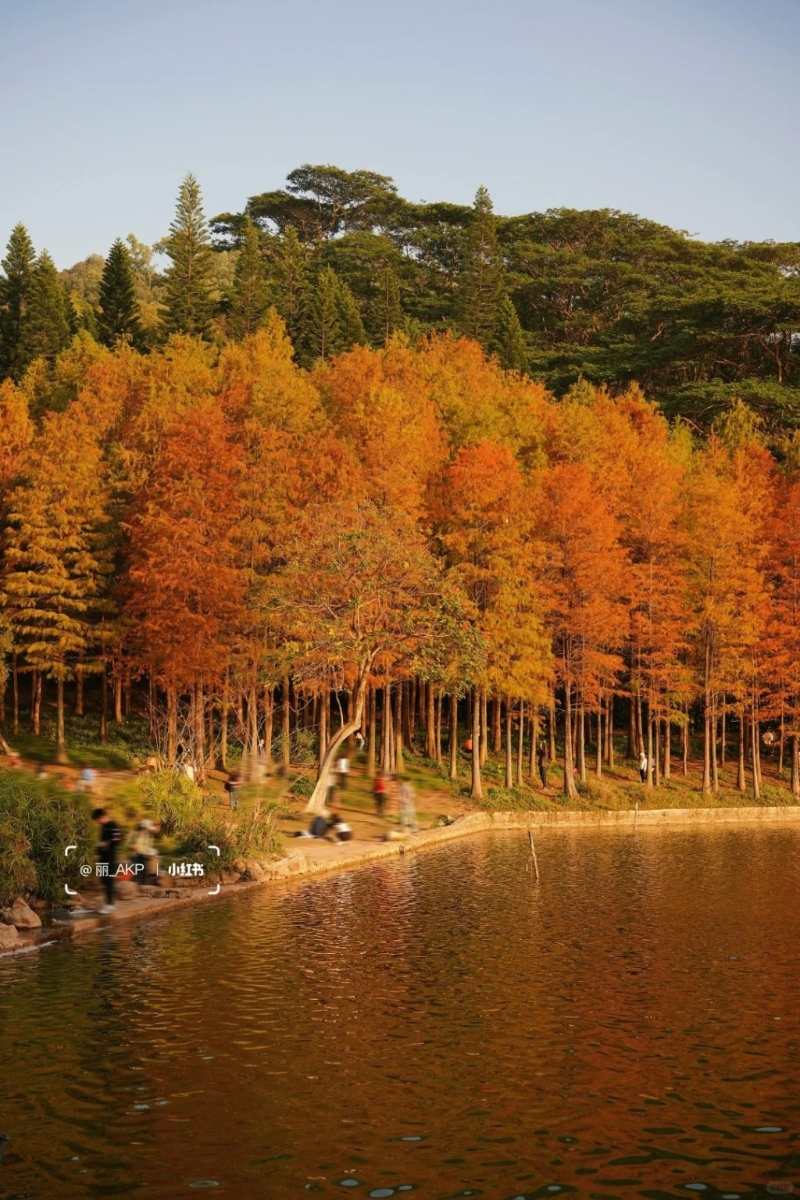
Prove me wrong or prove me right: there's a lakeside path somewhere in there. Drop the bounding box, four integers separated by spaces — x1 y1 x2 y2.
5 802 800 956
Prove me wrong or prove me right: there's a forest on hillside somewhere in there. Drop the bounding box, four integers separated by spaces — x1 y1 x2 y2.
2 168 800 811
3 164 800 435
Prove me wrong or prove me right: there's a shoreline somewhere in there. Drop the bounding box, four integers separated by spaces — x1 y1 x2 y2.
3 803 800 955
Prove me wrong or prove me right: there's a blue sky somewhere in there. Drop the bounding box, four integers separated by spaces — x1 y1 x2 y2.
1 0 799 266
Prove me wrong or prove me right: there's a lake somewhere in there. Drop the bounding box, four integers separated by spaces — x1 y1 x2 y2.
1 826 799 1199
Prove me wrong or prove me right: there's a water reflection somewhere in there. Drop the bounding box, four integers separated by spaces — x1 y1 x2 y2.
1 826 799 1199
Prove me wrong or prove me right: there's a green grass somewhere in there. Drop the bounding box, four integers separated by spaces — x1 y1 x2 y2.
7 713 151 770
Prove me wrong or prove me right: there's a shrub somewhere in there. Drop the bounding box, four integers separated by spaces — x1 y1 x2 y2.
289 774 313 798
291 729 318 765
138 770 204 835
0 773 93 904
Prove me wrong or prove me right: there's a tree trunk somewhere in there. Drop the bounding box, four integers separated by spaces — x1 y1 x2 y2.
449 693 458 781
318 685 328 776
646 702 654 788
701 634 712 795
607 693 615 768
75 670 84 717
549 689 557 762
563 672 579 800
721 700 727 766
492 697 502 754
471 685 483 800
194 683 205 782
56 674 67 764
261 685 272 773
627 691 636 758
779 703 785 776
435 688 442 763
682 705 689 776
99 664 108 744
577 701 586 782
114 671 123 724
281 675 291 770
394 681 404 775
517 700 524 786
167 686 177 763
791 733 799 798
529 707 539 781
32 671 41 737
220 671 229 771
480 689 489 767
381 683 393 774
595 701 603 779
367 686 376 778
403 680 414 748
663 718 671 779
653 712 660 787
12 653 19 737
711 699 719 792
207 698 216 770
248 684 259 769
737 707 746 792
425 680 436 758
636 689 644 756
305 665 373 813
751 707 761 801
505 695 513 788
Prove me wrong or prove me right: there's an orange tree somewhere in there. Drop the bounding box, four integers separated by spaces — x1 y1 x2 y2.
267 495 479 813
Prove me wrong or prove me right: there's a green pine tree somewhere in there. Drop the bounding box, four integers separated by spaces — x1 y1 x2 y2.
162 173 215 338
0 223 37 381
97 238 143 347
20 252 72 367
300 267 342 364
372 264 403 345
270 225 308 349
336 275 367 349
490 295 528 371
229 220 272 340
457 186 505 349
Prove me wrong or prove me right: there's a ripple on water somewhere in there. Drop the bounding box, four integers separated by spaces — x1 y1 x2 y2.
1 827 800 1197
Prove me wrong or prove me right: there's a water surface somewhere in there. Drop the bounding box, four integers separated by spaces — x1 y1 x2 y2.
1 826 799 1199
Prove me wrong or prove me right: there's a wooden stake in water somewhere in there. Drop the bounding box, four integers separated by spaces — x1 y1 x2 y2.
528 829 540 884
634 800 639 832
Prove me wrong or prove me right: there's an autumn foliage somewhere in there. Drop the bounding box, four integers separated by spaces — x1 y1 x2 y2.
0 323 797 800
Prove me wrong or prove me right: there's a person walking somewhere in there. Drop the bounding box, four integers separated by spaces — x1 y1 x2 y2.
224 768 242 810
373 771 387 818
397 777 418 833
92 808 122 913
639 750 648 783
337 756 350 790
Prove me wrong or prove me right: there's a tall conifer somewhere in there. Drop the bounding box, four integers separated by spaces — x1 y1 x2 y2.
98 238 142 347
0 224 37 381
458 187 505 349
162 173 215 337
1 402 114 760
20 252 72 367
491 295 527 371
373 265 403 345
271 226 308 349
229 220 272 341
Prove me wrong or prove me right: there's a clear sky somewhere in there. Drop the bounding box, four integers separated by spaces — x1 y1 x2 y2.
1 0 799 267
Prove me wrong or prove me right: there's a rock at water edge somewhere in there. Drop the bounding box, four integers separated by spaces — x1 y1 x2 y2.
10 898 42 929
